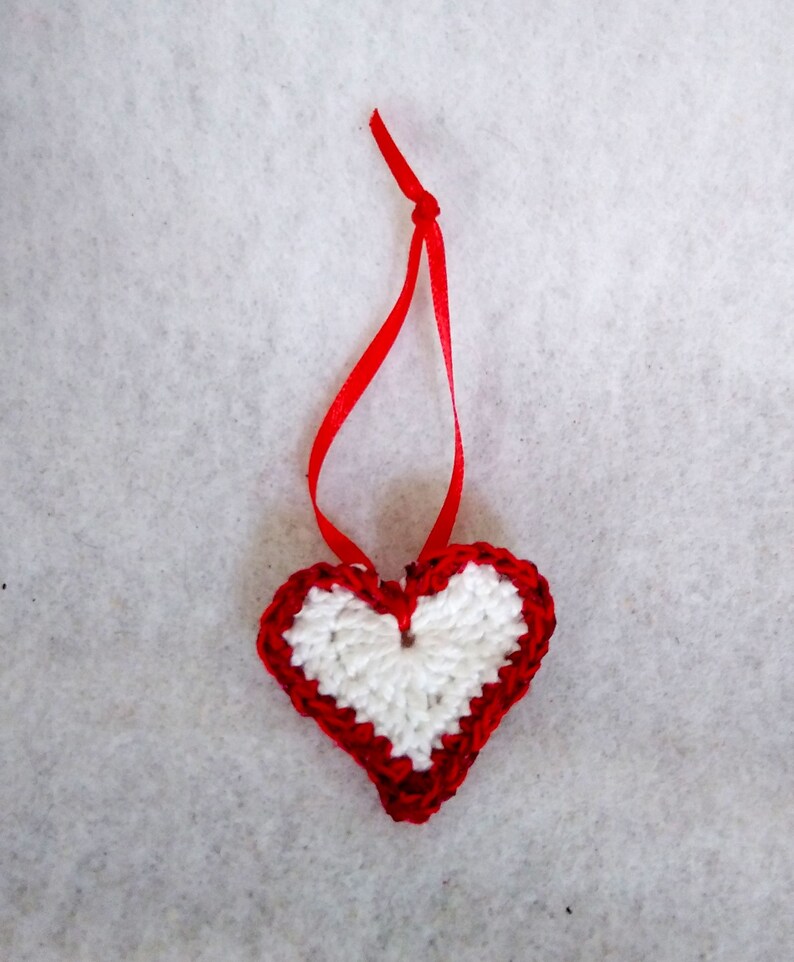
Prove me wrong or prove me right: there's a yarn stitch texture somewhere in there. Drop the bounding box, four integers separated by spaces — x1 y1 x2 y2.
258 542 556 823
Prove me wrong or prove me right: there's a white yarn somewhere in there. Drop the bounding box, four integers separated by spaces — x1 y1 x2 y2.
284 562 525 770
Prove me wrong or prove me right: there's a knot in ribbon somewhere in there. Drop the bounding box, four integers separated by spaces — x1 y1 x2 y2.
412 190 440 227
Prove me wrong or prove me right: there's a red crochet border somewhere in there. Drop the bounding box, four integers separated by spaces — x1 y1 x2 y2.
257 542 556 823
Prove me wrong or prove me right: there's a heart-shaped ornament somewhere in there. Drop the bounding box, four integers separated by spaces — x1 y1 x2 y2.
258 542 555 822
256 115 559 823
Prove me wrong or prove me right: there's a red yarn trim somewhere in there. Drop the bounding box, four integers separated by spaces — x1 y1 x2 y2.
257 542 556 823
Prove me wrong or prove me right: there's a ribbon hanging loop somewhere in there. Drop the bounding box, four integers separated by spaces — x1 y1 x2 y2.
307 110 464 569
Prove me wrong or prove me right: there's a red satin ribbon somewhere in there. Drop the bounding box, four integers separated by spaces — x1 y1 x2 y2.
307 110 464 569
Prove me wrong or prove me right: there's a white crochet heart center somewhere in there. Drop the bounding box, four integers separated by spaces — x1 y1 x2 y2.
284 561 525 770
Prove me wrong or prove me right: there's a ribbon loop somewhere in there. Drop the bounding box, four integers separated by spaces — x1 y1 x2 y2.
306 110 464 569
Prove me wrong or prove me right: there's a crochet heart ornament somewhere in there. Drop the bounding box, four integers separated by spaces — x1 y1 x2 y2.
257 112 556 823
259 543 554 823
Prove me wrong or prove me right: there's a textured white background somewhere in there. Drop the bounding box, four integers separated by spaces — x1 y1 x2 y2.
1 2 792 960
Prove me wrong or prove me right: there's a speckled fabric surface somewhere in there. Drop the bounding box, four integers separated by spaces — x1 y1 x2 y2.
1 2 792 959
